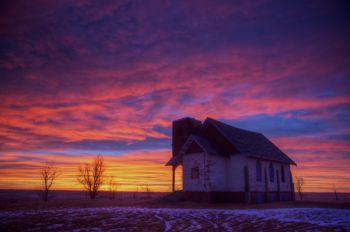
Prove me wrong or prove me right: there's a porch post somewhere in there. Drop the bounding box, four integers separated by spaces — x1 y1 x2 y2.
172 165 176 192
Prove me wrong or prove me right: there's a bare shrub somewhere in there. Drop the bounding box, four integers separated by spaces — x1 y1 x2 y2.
77 155 105 200
108 176 118 200
295 176 304 200
333 184 339 201
142 183 152 199
136 183 153 199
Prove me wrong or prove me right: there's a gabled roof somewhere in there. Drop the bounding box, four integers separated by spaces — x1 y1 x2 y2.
204 118 296 165
166 135 218 166
191 135 218 156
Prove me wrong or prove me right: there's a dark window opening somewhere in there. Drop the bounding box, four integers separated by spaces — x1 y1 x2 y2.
191 167 199 179
256 160 262 182
269 163 274 182
281 165 285 182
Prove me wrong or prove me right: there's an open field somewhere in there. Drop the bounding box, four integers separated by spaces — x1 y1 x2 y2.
1 206 350 231
1 190 350 231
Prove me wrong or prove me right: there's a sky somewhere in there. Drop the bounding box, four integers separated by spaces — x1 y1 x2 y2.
0 0 349 192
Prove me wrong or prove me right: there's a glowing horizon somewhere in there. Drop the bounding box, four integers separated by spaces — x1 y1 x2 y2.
0 0 349 193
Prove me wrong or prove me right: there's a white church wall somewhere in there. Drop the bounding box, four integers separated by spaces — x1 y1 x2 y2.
183 151 293 193
182 152 206 191
227 155 246 192
206 154 228 191
247 158 292 192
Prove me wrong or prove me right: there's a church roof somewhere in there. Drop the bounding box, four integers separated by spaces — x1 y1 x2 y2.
204 118 296 165
191 135 219 156
167 117 296 166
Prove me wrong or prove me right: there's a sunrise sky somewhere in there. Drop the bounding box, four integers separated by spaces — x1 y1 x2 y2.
0 0 349 192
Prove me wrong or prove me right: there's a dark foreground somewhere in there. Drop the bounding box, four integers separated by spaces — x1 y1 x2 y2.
1 198 350 232
1 204 349 231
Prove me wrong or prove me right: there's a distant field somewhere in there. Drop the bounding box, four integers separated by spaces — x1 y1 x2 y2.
0 189 167 201
294 192 350 202
1 190 349 201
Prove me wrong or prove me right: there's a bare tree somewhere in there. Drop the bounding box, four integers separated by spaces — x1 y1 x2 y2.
108 176 118 200
140 183 152 199
145 183 152 198
133 185 139 200
295 176 304 200
40 163 59 202
77 155 105 200
333 184 339 201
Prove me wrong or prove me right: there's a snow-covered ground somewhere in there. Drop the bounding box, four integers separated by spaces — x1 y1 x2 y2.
1 207 349 231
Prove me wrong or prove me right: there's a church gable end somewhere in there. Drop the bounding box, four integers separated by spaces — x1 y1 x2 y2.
186 141 204 154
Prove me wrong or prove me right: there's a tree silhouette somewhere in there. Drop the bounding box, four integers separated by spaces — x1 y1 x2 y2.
333 184 339 201
295 176 304 200
40 163 58 201
77 155 105 200
145 183 152 199
108 176 118 200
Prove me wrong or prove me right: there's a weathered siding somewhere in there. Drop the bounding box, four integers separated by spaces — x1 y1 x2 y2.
183 152 228 192
183 152 206 191
227 155 246 192
183 152 294 202
247 158 292 192
187 141 204 154
205 154 228 191
226 155 293 193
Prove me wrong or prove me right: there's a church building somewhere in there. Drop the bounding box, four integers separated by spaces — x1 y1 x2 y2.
166 117 296 203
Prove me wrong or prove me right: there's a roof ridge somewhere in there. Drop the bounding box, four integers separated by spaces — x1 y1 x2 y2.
205 117 261 135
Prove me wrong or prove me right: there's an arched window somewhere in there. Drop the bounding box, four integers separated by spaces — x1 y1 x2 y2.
256 160 262 182
281 165 285 182
269 163 274 182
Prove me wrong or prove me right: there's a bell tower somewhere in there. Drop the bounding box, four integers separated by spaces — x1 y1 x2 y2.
172 117 202 157
170 117 201 192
